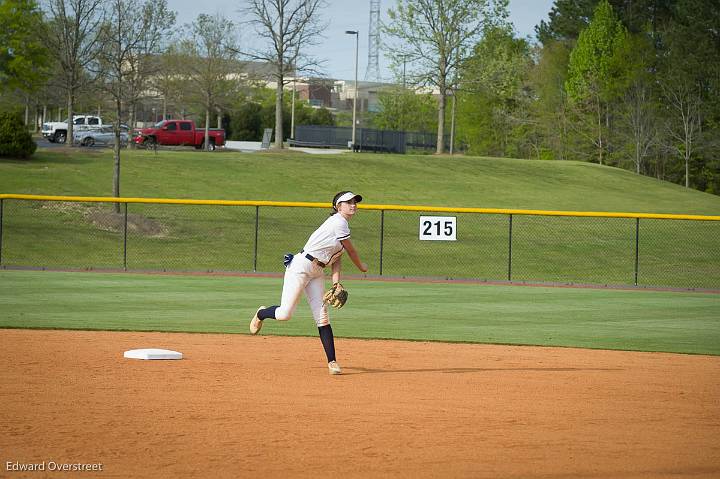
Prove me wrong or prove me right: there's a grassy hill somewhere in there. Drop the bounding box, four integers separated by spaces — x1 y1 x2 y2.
1 147 719 214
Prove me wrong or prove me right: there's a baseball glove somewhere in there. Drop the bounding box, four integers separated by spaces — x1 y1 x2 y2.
323 282 349 309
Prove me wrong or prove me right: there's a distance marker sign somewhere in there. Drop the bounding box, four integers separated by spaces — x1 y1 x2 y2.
419 216 457 241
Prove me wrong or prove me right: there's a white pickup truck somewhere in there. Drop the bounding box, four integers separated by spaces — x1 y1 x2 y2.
42 115 105 143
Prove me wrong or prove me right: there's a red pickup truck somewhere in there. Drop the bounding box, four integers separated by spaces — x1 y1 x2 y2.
133 120 225 150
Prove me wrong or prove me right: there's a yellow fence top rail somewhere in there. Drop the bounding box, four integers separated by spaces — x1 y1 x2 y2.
1 194 718 221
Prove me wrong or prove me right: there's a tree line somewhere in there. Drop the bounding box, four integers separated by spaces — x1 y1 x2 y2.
0 0 332 148
380 0 719 193
1 0 718 194
0 0 335 203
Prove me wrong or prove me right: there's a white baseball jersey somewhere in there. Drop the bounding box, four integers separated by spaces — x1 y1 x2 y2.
302 213 351 265
273 213 351 327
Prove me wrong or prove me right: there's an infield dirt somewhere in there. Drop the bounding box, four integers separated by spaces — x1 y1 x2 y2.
1 329 719 478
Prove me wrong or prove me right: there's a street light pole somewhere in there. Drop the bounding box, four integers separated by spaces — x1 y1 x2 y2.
402 56 407 90
291 77 296 140
345 30 359 150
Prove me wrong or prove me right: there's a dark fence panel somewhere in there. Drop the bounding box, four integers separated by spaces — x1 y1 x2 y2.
293 125 352 148
294 125 449 153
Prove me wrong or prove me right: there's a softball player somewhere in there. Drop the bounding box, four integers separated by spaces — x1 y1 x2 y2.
250 191 368 375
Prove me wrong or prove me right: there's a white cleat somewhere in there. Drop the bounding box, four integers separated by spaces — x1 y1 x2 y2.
328 361 342 375
249 306 266 335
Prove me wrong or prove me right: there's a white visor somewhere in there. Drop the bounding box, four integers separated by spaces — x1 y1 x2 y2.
335 192 363 207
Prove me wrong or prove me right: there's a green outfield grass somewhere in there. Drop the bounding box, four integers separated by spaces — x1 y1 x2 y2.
1 270 718 355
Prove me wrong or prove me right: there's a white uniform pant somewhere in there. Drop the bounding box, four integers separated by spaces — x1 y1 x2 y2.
274 254 329 327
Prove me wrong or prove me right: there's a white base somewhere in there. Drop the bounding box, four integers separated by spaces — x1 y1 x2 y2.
124 348 182 360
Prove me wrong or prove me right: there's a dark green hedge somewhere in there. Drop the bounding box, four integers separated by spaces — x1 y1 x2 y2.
0 112 36 159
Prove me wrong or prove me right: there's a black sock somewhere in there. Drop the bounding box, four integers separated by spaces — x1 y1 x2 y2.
318 325 336 363
258 306 278 320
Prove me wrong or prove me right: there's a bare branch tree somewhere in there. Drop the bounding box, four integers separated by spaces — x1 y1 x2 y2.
44 0 105 144
179 13 241 152
124 0 176 132
661 79 703 188
620 81 657 175
98 0 175 210
242 0 327 148
147 43 183 122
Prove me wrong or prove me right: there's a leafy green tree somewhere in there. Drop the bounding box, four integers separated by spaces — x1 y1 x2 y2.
0 0 51 95
537 0 674 44
333 110 353 128
527 40 572 161
373 89 437 133
0 111 36 158
228 101 262 140
227 87 323 141
565 0 629 165
529 0 718 194
613 33 658 174
310 107 334 126
383 0 508 153
457 25 531 157
463 26 529 102
536 0 597 44
258 89 302 139
657 0 720 190
534 0 680 169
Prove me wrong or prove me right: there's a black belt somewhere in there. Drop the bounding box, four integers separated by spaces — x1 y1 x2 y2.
301 250 326 268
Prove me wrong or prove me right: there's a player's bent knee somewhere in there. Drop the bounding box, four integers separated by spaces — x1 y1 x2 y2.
313 309 330 327
274 308 293 321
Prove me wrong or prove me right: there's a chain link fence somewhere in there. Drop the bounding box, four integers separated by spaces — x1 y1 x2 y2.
1 195 718 289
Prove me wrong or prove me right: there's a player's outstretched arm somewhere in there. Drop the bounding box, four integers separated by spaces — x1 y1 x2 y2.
331 258 342 284
340 239 368 272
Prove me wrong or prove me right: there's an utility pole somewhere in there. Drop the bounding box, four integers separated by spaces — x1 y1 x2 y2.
346 30 359 149
449 90 456 155
291 77 296 140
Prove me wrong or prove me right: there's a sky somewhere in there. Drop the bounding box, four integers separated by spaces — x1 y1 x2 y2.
170 0 555 81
